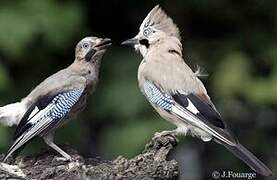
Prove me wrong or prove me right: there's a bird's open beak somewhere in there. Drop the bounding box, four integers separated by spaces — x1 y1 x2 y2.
85 38 112 61
121 37 139 47
95 38 112 50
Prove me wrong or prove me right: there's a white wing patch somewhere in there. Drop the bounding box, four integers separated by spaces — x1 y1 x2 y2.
28 105 53 124
28 106 39 121
186 99 199 114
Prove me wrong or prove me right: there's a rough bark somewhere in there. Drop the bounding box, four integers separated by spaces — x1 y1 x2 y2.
0 135 179 180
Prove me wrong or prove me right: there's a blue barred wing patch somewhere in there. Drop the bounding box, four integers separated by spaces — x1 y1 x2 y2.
49 89 83 120
4 89 84 161
143 81 173 112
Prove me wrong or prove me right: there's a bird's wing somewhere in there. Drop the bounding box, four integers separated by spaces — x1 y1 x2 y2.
172 92 225 129
13 95 57 140
142 80 236 146
4 88 84 161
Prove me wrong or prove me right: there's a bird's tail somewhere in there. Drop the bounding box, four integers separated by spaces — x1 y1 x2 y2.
0 102 26 127
216 140 273 176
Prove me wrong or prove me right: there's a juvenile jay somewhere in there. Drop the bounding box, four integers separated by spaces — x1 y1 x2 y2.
1 36 111 161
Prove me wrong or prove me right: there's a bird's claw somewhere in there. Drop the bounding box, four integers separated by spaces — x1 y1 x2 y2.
154 130 175 139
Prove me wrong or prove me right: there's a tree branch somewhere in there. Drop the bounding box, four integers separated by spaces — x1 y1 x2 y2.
0 135 179 180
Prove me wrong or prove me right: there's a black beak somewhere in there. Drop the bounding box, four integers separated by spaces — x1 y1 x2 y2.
121 38 139 47
95 38 112 50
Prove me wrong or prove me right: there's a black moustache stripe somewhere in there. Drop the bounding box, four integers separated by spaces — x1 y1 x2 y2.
85 49 97 61
139 39 150 48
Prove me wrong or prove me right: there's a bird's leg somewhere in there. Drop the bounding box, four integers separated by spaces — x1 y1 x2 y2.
43 133 72 161
154 126 189 138
154 130 176 138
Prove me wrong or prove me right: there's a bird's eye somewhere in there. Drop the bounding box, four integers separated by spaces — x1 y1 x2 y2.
82 43 90 49
143 28 152 37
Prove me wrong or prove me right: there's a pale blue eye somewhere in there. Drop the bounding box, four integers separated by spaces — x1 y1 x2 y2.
82 42 90 49
143 28 152 37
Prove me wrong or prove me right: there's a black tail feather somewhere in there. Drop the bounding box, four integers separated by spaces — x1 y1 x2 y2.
216 140 273 176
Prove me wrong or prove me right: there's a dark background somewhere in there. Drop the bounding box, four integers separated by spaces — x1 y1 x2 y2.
0 0 276 179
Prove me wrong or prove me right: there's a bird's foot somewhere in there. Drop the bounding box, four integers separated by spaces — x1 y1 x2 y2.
153 128 184 143
154 130 179 140
154 130 175 138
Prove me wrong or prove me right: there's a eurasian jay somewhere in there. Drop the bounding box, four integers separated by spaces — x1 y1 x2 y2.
122 5 272 176
1 36 111 161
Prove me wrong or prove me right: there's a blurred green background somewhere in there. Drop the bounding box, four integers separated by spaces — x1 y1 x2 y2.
0 0 276 179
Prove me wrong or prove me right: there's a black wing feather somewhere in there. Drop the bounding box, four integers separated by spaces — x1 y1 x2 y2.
14 95 56 140
172 93 225 129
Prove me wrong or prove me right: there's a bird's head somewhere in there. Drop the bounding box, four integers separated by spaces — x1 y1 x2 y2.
122 5 180 57
75 37 112 63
